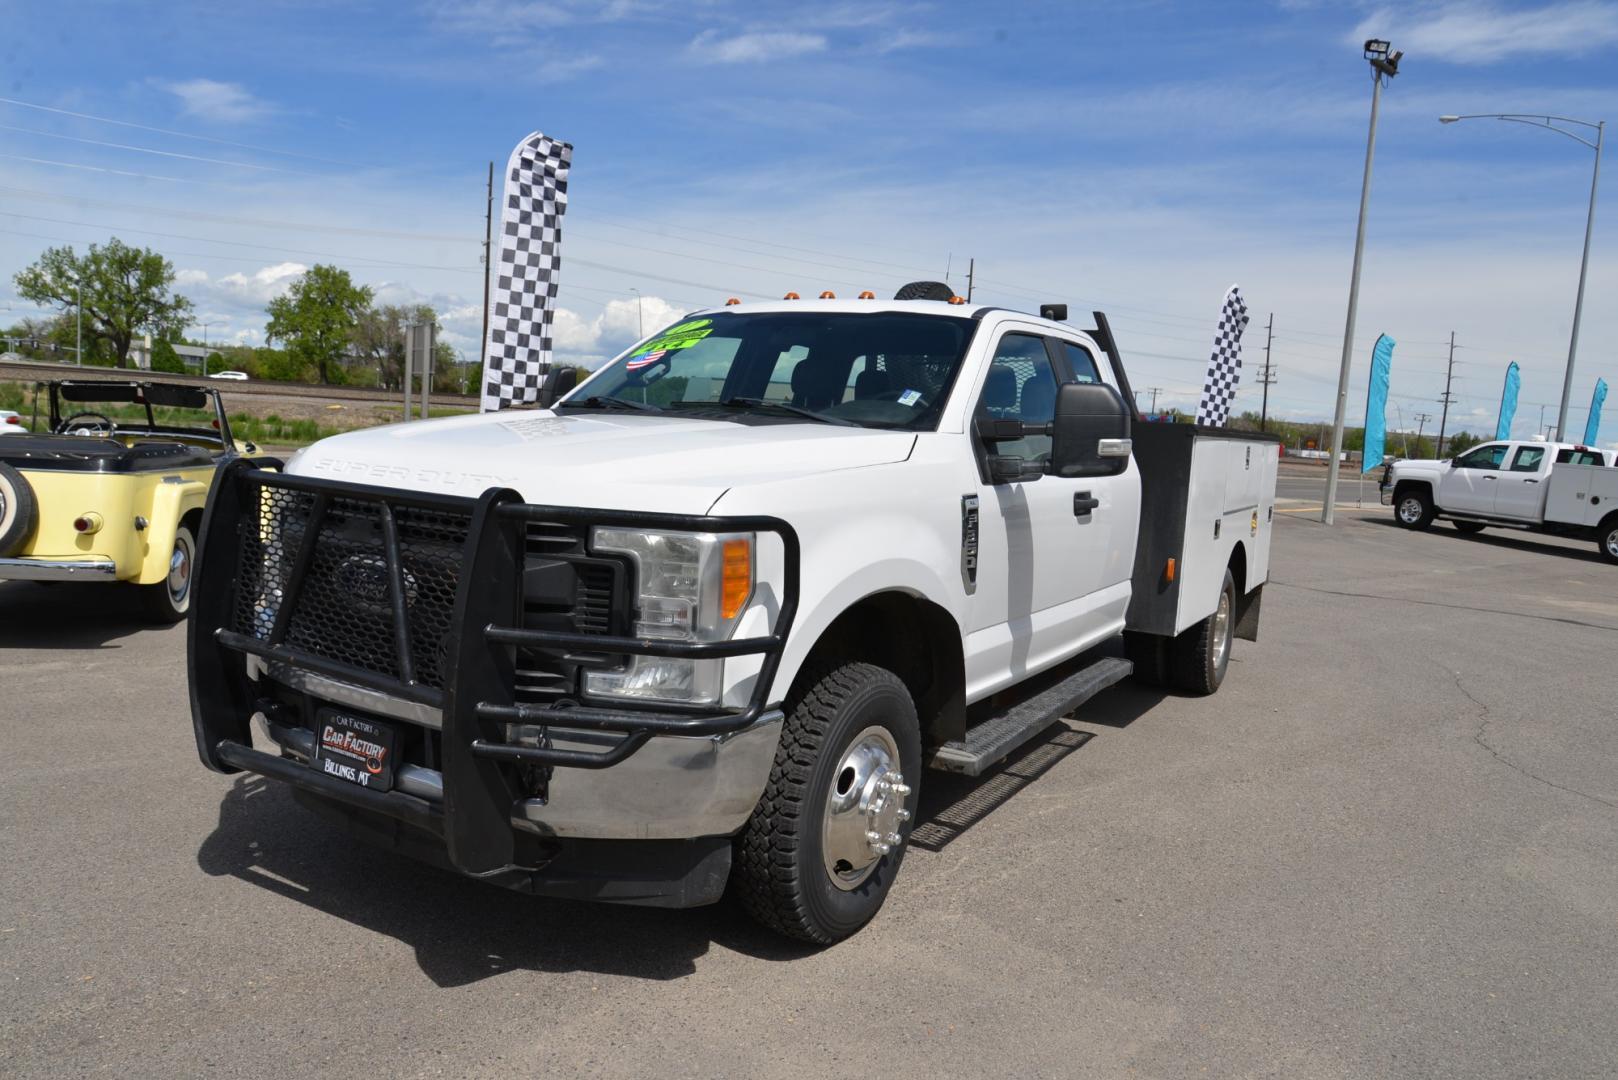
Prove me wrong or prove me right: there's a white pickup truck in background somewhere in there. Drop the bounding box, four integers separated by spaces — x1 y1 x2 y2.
189 286 1279 944
1381 440 1618 563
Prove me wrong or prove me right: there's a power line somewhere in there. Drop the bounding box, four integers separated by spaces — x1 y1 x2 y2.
0 123 309 174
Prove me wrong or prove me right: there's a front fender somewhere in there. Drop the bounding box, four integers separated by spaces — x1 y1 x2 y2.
136 479 209 584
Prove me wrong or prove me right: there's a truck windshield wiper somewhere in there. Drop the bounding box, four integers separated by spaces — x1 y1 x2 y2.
557 395 661 412
716 397 857 426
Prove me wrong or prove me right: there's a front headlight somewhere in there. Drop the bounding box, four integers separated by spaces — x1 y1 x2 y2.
585 528 753 705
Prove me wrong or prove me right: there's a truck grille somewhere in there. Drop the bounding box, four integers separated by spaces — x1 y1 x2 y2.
231 487 472 690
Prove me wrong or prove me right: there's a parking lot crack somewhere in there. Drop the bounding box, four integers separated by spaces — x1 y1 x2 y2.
1451 670 1618 813
1271 580 1618 635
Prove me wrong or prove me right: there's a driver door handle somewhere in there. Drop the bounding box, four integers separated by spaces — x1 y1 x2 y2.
1074 492 1100 517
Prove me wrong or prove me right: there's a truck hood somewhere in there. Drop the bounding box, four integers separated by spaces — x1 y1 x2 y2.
289 411 917 513
1388 457 1449 480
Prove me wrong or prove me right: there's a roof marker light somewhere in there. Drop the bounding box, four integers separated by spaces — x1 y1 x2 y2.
948 295 966 305
783 291 800 300
725 297 741 306
858 291 875 300
820 291 836 299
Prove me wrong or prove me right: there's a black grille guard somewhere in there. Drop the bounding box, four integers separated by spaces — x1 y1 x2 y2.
188 458 799 876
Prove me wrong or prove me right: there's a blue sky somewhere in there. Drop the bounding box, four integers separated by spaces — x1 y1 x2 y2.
2 0 1616 440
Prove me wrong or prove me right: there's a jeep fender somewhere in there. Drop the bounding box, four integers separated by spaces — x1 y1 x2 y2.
137 479 209 584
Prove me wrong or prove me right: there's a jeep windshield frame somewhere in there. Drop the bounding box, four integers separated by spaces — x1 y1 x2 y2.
557 311 979 431
47 379 234 449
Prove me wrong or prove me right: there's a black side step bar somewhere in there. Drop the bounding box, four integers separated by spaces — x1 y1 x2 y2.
929 657 1133 777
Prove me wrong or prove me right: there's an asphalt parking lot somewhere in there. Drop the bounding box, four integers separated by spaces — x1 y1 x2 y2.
3 505 1616 1079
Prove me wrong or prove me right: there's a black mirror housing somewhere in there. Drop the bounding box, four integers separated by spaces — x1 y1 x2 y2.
1049 382 1132 478
538 366 579 408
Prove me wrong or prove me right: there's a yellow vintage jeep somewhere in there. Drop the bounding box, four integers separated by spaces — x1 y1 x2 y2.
0 379 259 622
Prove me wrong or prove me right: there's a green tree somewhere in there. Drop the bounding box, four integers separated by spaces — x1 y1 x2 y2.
1445 430 1482 456
150 339 186 374
12 238 193 368
263 265 372 384
206 352 227 375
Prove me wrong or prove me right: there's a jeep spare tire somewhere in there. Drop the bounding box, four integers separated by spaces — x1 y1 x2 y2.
0 462 38 557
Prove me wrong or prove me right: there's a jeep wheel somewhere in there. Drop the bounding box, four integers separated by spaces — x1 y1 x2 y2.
1169 569 1235 696
1395 489 1435 530
0 462 39 557
140 522 196 624
734 662 921 944
1599 515 1618 566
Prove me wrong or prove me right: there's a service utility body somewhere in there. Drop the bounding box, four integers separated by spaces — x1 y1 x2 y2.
188 286 1280 943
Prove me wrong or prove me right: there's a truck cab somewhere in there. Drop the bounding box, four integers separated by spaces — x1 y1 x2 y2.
188 290 1277 943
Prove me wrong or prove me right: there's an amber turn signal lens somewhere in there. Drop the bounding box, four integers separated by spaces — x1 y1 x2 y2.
1165 557 1176 583
721 538 752 620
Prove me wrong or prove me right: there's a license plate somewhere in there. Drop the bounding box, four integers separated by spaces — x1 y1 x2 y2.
313 710 398 793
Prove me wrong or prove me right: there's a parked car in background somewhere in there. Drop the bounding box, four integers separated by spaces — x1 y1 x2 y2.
0 409 26 434
0 379 260 620
207 370 249 381
1382 440 1618 563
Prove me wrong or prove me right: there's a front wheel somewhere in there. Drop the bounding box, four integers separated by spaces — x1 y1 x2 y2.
1395 488 1435 530
138 523 196 624
1169 569 1235 696
734 662 921 944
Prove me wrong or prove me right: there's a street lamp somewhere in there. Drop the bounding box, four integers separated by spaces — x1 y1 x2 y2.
629 288 644 338
1438 112 1604 442
1323 39 1402 524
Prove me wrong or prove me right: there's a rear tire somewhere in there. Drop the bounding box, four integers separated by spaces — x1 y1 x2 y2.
1395 488 1435 530
734 662 921 944
1598 515 1618 566
1169 570 1235 696
0 462 38 556
139 522 196 624
1453 520 1486 535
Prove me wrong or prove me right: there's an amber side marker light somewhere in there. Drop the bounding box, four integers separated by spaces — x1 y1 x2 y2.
721 538 753 619
1165 557 1176 583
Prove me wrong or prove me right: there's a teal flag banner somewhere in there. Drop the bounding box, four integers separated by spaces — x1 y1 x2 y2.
1495 361 1520 441
1362 333 1394 473
1585 378 1608 445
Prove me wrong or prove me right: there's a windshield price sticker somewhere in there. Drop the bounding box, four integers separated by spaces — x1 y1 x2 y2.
623 319 714 370
313 711 397 793
898 389 922 407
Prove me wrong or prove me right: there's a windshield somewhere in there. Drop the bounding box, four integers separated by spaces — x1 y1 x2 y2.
49 381 227 441
561 311 978 430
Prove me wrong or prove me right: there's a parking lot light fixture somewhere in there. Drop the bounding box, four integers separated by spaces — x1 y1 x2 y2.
1437 112 1604 441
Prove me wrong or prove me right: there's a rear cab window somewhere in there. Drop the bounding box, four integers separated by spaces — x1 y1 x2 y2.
1509 446 1546 472
1555 448 1607 466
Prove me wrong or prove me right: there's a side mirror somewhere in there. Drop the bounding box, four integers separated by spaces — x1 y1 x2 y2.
537 366 578 408
1049 382 1132 478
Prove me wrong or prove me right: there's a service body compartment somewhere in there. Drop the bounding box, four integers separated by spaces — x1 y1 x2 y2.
1545 463 1618 528
1126 423 1278 638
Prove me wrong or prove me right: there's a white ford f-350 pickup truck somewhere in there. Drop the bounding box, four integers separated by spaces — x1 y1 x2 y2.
1381 440 1618 563
189 287 1279 943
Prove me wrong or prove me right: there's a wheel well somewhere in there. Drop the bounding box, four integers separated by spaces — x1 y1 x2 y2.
181 507 204 535
1393 479 1432 504
792 591 966 747
1227 540 1247 597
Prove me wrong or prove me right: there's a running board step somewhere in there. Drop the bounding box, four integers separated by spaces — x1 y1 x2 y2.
929 656 1133 777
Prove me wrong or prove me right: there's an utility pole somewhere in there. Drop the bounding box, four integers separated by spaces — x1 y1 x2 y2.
1436 331 1457 458
1323 39 1402 524
1538 403 1549 439
74 280 82 368
630 287 643 337
966 258 975 302
1257 313 1276 431
1413 411 1432 455
479 160 494 380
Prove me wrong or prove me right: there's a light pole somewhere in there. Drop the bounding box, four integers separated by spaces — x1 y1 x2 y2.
1323 40 1402 523
630 288 644 338
1439 112 1603 441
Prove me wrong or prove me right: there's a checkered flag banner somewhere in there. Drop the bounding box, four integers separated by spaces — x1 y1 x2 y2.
481 131 572 412
1194 284 1250 427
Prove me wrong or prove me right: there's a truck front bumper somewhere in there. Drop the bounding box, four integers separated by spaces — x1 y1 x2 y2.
0 556 118 581
188 460 800 905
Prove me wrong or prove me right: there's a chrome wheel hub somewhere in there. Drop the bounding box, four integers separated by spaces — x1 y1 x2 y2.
1606 529 1618 559
822 725 911 891
168 536 193 604
1398 497 1422 523
1213 588 1232 668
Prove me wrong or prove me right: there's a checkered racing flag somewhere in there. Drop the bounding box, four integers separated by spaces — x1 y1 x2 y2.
481 131 572 412
1194 285 1250 427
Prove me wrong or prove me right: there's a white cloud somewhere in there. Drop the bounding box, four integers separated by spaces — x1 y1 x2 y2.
689 29 828 64
1352 1 1618 64
554 296 687 362
162 78 277 122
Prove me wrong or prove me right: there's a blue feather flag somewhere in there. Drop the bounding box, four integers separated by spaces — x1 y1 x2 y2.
1361 334 1394 473
1495 362 1520 441
1585 378 1608 445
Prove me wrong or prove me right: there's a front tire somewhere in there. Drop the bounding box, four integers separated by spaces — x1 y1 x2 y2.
1395 487 1435 530
1169 569 1235 696
139 523 196 624
734 662 921 944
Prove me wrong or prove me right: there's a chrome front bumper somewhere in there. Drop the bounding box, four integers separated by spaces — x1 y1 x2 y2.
254 662 782 841
0 556 118 582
